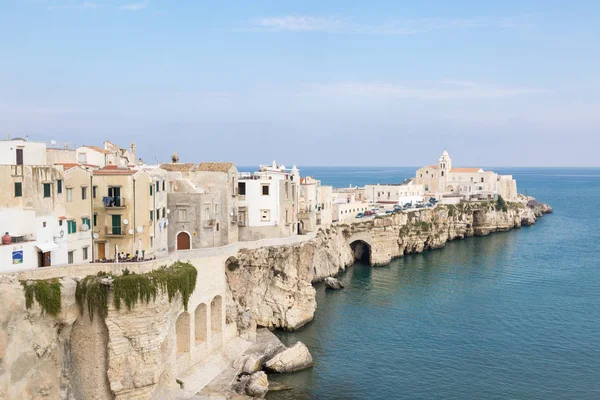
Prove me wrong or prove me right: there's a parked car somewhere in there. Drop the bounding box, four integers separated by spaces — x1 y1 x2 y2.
385 210 394 214
416 203 426 209
356 212 364 218
364 210 375 216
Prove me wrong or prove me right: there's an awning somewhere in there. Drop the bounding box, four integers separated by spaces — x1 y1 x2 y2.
36 242 59 253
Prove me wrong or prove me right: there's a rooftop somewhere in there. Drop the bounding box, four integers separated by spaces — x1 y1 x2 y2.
82 145 112 155
197 162 235 172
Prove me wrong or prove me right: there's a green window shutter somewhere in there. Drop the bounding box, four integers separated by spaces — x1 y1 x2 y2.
43 183 51 198
14 182 22 197
57 180 63 194
150 184 153 196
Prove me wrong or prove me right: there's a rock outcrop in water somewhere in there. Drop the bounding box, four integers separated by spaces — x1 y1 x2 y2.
226 197 552 331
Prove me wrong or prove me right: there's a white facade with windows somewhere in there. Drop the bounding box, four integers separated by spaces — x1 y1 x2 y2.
0 137 47 166
365 179 424 206
237 162 299 241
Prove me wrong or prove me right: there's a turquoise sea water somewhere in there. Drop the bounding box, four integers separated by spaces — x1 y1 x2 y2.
266 167 600 400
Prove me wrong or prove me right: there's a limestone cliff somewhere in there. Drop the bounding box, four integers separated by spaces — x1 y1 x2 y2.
226 197 552 331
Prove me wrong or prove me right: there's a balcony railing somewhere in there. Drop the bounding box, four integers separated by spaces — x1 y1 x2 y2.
102 196 126 208
105 225 125 236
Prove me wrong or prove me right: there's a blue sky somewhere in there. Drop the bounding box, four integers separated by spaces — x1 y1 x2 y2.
1 1 599 166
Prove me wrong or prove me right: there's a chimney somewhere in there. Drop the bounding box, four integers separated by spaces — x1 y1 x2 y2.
130 142 137 165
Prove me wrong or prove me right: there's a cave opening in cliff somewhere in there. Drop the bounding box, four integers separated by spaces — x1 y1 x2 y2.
350 240 371 264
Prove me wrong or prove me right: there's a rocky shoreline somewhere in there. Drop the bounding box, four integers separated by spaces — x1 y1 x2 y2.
225 195 553 332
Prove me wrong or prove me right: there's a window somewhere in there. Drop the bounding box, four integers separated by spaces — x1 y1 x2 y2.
93 186 97 198
216 222 220 232
93 214 97 227
81 186 87 200
16 148 23 165
78 152 87 164
14 182 22 197
68 251 74 264
156 181 160 192
285 182 289 199
262 184 270 196
67 188 73 202
43 221 47 228
178 208 187 221
43 183 51 198
162 181 165 191
82 217 90 228
260 209 271 222
481 177 484 183
150 184 153 196
150 211 154 221
57 180 63 194
162 208 166 218
82 247 88 260
67 220 76 234
285 209 289 223
238 182 246 196
150 236 153 248
441 171 445 177
156 209 160 221
59 220 63 226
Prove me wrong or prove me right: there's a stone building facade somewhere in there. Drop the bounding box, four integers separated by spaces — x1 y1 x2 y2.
415 150 518 202
161 161 239 251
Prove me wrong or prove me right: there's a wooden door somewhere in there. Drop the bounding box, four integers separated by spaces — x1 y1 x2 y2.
16 149 23 165
42 252 51 267
97 243 106 260
177 232 190 250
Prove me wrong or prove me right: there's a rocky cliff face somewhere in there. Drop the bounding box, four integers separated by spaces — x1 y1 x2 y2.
226 197 552 331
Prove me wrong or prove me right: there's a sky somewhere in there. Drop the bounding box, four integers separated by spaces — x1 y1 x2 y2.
1 1 599 167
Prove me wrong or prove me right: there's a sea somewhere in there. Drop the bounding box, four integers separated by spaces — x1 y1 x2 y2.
255 167 600 400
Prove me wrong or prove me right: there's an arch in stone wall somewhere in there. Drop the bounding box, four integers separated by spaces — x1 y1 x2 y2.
210 296 223 335
194 303 207 344
446 185 456 193
225 256 239 272
349 240 372 264
175 312 191 355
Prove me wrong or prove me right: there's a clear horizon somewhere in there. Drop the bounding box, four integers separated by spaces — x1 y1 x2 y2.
2 1 599 167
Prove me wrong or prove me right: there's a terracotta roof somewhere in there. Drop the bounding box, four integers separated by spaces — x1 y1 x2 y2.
93 165 137 175
197 162 235 172
160 163 197 172
82 145 111 155
451 168 483 173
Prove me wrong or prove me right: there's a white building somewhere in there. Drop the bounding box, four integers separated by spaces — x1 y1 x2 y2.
0 137 47 166
415 150 518 202
0 138 68 270
237 162 299 241
365 179 424 206
331 186 371 223
75 141 137 168
298 176 333 232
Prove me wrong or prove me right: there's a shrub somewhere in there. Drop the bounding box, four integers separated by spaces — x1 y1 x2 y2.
21 279 62 316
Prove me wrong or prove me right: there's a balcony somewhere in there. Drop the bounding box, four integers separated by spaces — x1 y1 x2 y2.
102 196 126 209
105 225 125 237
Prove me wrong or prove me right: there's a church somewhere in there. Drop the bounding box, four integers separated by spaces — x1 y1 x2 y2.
415 151 518 202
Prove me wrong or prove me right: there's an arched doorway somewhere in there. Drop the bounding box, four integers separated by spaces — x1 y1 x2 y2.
350 240 371 264
176 232 191 250
225 256 239 271
210 296 222 335
176 312 190 356
194 303 207 344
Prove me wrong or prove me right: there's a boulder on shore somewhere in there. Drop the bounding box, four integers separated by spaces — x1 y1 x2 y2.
264 342 313 373
245 371 269 398
324 277 344 290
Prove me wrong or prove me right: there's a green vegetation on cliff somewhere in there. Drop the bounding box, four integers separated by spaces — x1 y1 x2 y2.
74 261 197 321
21 279 62 316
